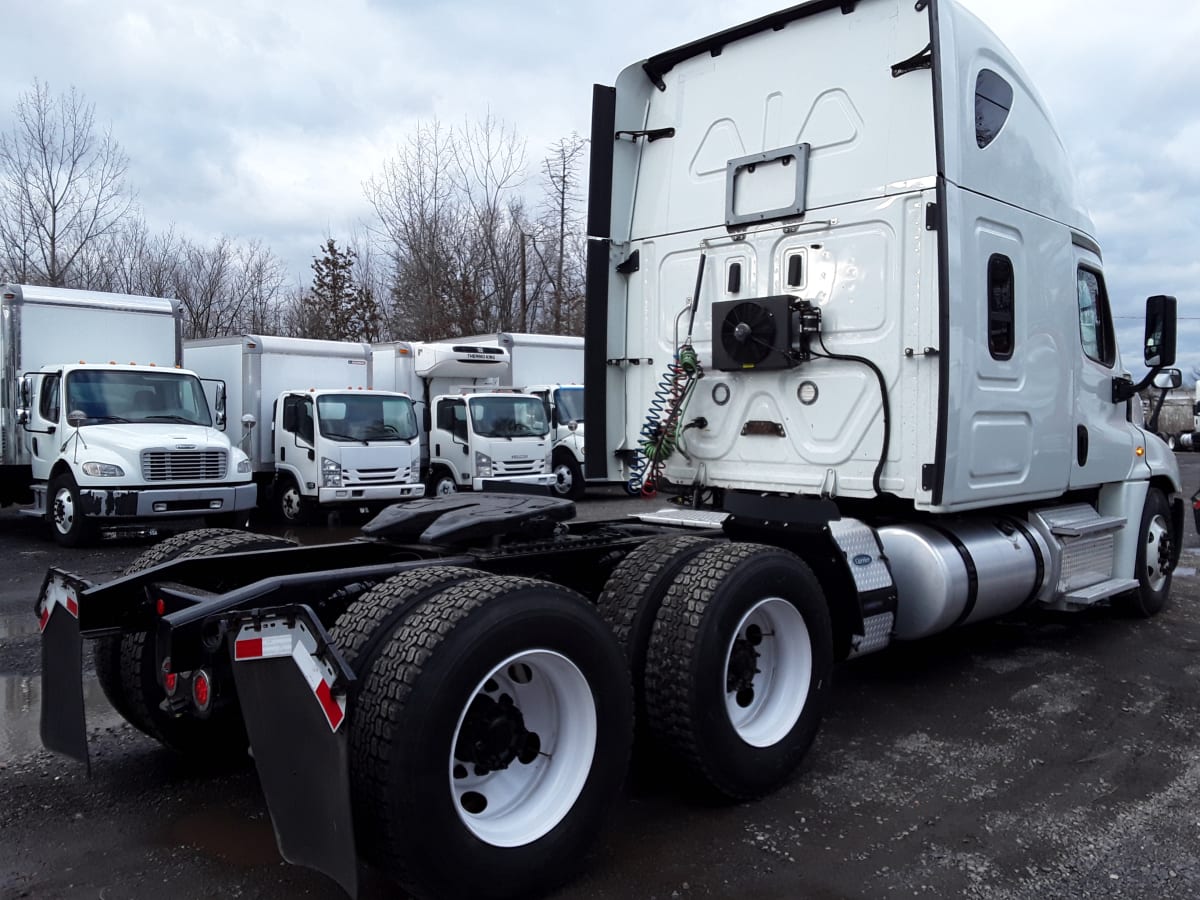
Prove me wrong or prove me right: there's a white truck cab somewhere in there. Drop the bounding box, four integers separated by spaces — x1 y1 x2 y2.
20 362 255 545
524 382 587 498
273 388 424 521
427 390 553 494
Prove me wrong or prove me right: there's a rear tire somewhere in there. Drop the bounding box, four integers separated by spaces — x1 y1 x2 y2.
595 535 717 738
351 576 632 899
94 529 296 758
644 543 833 800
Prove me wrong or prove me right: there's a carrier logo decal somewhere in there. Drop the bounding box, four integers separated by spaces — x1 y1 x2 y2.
852 554 873 567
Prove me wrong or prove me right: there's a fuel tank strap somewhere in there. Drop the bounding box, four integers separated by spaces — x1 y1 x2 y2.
922 522 978 628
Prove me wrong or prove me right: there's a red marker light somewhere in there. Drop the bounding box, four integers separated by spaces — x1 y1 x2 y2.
193 670 211 711
156 598 165 616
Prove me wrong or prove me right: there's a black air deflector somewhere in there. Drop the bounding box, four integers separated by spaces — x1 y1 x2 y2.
642 1 860 90
712 296 797 371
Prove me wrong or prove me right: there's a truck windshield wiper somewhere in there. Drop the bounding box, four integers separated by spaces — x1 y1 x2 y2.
322 431 368 445
144 415 205 425
89 415 131 424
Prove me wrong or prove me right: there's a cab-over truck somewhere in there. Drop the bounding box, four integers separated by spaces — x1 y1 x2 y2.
37 2 1184 898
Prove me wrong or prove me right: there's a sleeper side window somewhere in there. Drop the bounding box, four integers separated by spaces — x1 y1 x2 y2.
1077 267 1116 368
975 69 1013 148
987 254 1015 360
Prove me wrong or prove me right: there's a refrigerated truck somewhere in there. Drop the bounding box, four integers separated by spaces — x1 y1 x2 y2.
184 335 423 523
1 284 254 544
372 340 555 493
444 333 596 497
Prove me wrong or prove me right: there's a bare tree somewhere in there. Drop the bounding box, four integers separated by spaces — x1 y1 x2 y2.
172 235 288 339
0 79 136 286
534 133 587 335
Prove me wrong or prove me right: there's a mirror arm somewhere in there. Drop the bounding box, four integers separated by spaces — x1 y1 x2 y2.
1112 367 1161 404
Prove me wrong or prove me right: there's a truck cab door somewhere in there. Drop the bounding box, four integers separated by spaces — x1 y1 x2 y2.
279 394 316 471
1069 254 1134 487
27 372 62 481
432 398 469 477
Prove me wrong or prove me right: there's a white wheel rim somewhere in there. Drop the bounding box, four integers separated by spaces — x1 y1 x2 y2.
437 478 457 496
1145 514 1171 591
281 487 301 520
722 597 812 748
449 649 596 847
54 487 75 534
553 463 573 495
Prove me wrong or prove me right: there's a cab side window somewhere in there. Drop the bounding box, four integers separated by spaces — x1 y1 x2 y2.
1077 267 1116 367
39 374 61 421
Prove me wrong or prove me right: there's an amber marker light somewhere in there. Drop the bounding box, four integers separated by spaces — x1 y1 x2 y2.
1136 446 1146 457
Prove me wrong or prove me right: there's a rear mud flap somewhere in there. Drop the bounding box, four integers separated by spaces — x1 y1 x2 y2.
228 607 358 897
37 568 90 771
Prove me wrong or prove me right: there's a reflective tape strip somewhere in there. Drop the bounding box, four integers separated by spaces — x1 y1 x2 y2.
234 633 293 660
37 579 79 633
291 642 346 732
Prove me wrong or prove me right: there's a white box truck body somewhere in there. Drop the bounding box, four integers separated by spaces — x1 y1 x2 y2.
373 341 554 493
1 284 255 544
185 335 424 522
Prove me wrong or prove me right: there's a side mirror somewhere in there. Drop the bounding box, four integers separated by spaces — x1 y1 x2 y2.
18 374 31 408
1152 368 1182 390
567 419 579 432
215 382 227 429
15 408 29 426
67 410 87 429
1144 295 1177 368
242 413 257 429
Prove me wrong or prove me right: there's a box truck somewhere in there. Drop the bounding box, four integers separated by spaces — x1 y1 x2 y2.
184 335 424 523
373 340 555 494
1 284 255 545
37 1 1185 898
443 332 592 497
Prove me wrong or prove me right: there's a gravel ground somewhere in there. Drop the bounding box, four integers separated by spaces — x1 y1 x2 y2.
2 469 1199 900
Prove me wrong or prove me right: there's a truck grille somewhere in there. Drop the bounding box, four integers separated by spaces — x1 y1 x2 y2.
495 459 544 476
141 450 228 481
345 466 410 486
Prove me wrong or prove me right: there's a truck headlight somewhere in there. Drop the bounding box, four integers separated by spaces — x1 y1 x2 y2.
237 458 252 474
475 451 493 478
321 457 343 487
82 461 124 477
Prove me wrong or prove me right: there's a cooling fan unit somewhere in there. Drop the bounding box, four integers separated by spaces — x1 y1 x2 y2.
711 295 797 371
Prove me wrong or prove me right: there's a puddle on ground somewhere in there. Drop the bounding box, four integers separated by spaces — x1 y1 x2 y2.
0 614 39 640
0 673 125 763
167 808 281 866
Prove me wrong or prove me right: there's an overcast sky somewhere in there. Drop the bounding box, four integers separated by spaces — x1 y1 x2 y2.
2 0 1198 378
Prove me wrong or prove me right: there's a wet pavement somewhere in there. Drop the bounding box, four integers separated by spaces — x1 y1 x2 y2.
3 474 1200 899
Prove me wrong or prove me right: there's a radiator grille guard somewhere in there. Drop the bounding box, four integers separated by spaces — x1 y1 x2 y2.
141 450 228 481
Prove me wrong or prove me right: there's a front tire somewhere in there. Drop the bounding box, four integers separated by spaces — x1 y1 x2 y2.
551 453 585 500
47 473 95 547
351 576 632 899
1121 487 1175 617
428 468 459 497
275 475 310 525
644 543 833 800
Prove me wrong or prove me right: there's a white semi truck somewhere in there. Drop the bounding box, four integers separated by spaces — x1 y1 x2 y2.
373 340 555 494
446 332 591 497
1 284 255 545
38 2 1185 898
184 335 424 523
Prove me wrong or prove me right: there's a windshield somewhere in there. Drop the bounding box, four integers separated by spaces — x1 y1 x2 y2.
469 395 549 438
555 387 584 424
316 393 419 442
65 370 212 426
